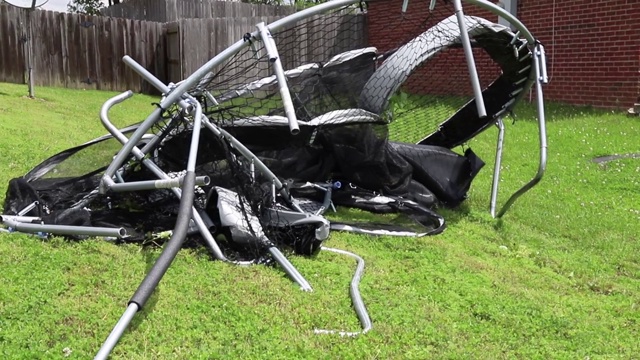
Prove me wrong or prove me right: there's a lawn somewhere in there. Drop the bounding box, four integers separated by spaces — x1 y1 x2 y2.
0 82 639 359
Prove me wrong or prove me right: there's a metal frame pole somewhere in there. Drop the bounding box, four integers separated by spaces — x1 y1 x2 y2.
496 42 548 217
94 305 138 360
256 22 300 135
107 176 210 192
489 118 505 218
464 0 548 217
453 0 487 118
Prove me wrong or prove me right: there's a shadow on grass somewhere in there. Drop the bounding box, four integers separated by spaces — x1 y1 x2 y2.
437 203 473 227
439 203 512 235
324 201 482 236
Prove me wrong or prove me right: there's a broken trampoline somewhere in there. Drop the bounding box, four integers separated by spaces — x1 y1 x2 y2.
1 0 548 357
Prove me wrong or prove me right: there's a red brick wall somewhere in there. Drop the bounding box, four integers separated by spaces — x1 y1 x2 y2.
367 0 502 99
517 0 640 108
367 0 640 109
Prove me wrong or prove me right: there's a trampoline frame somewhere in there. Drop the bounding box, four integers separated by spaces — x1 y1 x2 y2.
0 0 548 357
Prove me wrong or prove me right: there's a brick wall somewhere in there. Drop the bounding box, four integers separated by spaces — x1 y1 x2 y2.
366 0 502 99
367 0 640 109
518 0 640 109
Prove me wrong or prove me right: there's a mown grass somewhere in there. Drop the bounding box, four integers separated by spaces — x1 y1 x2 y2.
0 82 639 359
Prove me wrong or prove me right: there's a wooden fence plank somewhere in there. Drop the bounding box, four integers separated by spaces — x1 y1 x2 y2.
0 5 26 84
96 16 112 91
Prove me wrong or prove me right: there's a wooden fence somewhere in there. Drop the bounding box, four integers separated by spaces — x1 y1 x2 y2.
0 2 366 94
168 12 368 84
167 16 280 83
0 4 166 93
101 0 294 23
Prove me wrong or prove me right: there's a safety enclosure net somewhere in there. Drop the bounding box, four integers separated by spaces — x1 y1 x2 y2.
3 0 536 262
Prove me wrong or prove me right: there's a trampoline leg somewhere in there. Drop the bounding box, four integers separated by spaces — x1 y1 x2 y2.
496 43 548 218
490 118 505 218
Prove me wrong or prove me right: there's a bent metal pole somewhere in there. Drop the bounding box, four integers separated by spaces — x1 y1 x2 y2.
94 102 204 360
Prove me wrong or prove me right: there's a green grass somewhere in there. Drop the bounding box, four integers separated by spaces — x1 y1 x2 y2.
1 82 639 359
388 92 468 144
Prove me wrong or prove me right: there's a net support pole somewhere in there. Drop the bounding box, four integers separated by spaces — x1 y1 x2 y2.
453 0 487 118
122 55 192 111
256 22 300 135
94 304 138 360
489 118 505 218
95 172 195 360
95 96 204 359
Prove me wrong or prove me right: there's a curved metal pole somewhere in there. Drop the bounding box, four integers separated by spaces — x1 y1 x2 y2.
465 0 538 115
314 247 372 336
465 0 536 44
462 0 547 217
99 107 163 193
266 0 359 33
96 91 205 359
163 0 360 110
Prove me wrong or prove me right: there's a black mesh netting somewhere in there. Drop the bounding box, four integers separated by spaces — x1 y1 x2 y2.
3 0 535 258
